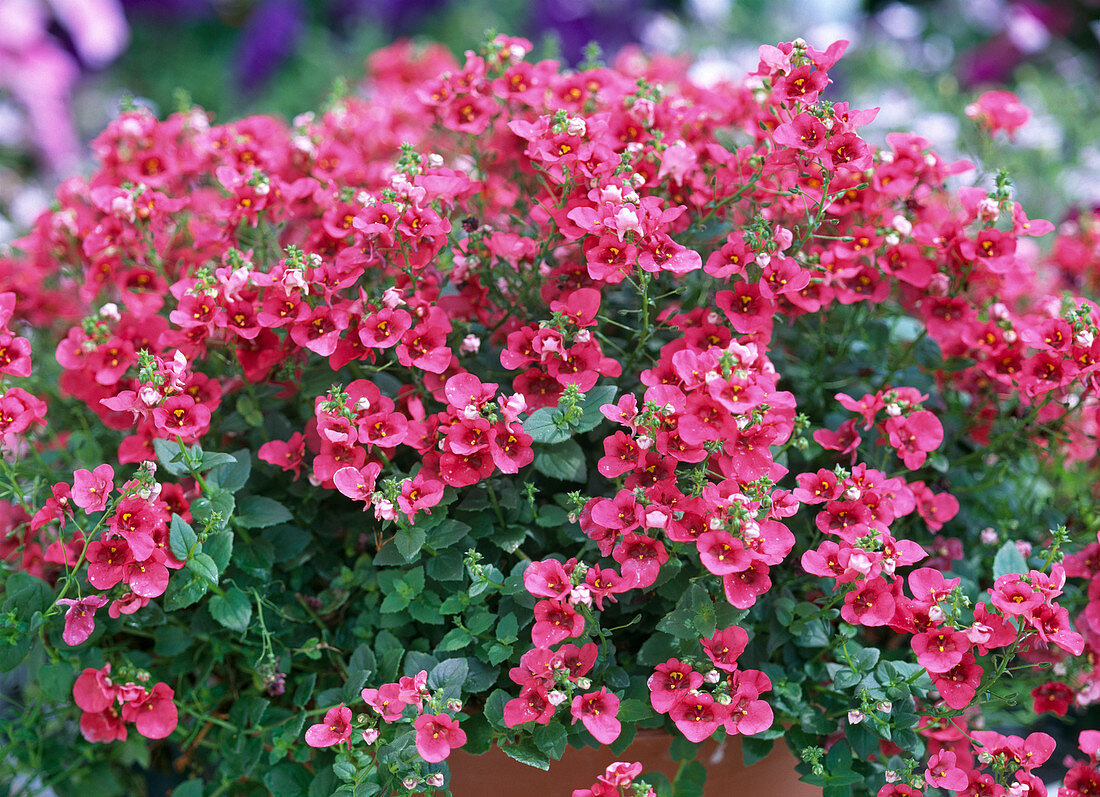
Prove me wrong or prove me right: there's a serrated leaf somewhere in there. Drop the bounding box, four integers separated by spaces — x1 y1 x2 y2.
169 514 198 561
162 569 209 610
573 385 618 433
427 520 470 549
199 451 237 470
741 736 775 767
437 628 474 651
501 740 550 770
395 525 426 561
236 496 292 529
152 437 189 477
205 530 233 572
428 658 468 698
38 661 75 701
532 723 567 760
523 407 571 444
210 586 252 633
993 540 1028 579
207 448 251 492
533 439 587 482
187 552 219 584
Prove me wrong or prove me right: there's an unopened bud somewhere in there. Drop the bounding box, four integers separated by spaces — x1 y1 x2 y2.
847 710 866 724
426 773 445 788
362 728 380 744
547 690 568 706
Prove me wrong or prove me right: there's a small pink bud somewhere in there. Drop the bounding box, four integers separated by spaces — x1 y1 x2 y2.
362 728 380 744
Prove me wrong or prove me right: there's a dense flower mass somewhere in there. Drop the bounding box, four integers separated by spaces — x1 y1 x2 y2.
0 29 1099 797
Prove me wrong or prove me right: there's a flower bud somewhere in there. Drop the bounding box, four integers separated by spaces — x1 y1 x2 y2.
426 773 445 788
703 670 721 684
403 777 420 789
447 698 463 712
547 690 568 706
575 677 592 690
566 117 587 137
569 584 593 608
460 334 481 354
362 728 380 744
876 701 892 713
980 527 998 544
927 605 946 623
847 709 865 724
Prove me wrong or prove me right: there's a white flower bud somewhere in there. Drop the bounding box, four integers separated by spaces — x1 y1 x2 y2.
460 334 481 354
566 117 587 137
703 669 721 684
927 605 946 623
848 709 866 724
362 728 380 744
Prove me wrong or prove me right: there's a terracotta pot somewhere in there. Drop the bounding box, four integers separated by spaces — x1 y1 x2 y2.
446 731 820 797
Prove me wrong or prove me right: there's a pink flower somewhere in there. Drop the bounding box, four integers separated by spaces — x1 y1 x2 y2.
669 692 726 743
700 625 749 673
304 705 353 748
570 688 621 744
71 464 114 512
413 713 467 762
121 682 178 740
56 595 108 646
647 659 703 714
965 90 1031 137
924 750 968 791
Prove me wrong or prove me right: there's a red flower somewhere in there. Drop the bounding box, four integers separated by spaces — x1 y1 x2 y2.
71 464 114 513
924 750 968 792
414 713 467 762
669 691 726 743
56 595 108 646
647 659 703 714
121 682 178 739
701 625 749 673
304 705 353 748
570 688 621 744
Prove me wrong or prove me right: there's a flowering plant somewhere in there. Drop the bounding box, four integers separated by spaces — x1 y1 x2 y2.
2 32 1100 797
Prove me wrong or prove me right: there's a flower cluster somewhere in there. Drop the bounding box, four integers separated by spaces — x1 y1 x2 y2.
0 28 1098 797
573 761 656 797
72 663 178 742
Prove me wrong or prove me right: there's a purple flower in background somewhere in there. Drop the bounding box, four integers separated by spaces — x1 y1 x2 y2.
532 0 653 64
234 0 306 94
332 0 447 34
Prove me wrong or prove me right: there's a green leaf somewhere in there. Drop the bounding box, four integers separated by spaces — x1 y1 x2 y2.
395 525 426 561
262 762 312 794
496 614 518 644
205 530 234 572
437 628 474 651
427 519 471 549
616 698 651 723
993 540 1029 579
162 569 209 610
207 448 251 492
573 385 618 433
741 736 775 767
2 572 53 615
501 740 550 770
484 689 510 729
533 439 587 482
210 587 252 633
187 552 220 584
293 673 317 708
532 723 567 760
264 525 311 562
169 514 198 561
236 495 293 529
152 437 189 477
199 451 238 470
171 780 205 797
523 407 571 444
428 658 468 699
38 661 75 702
154 625 194 656
672 759 707 797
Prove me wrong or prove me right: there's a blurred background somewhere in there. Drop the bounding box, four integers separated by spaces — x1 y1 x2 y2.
1 0 1099 790
2 0 1100 243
